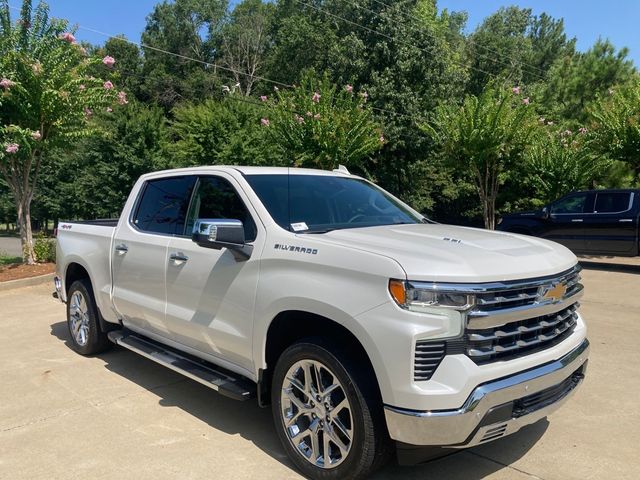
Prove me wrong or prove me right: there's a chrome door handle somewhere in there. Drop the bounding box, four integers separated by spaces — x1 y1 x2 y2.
169 252 189 263
619 219 633 222
571 219 583 222
115 244 128 254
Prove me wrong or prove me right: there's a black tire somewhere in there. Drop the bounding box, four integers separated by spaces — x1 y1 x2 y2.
66 279 111 355
271 338 392 480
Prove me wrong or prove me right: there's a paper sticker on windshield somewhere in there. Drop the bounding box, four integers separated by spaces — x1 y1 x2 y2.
290 222 308 232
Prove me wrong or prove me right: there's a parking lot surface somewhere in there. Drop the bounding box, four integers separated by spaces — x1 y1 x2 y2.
0 267 639 479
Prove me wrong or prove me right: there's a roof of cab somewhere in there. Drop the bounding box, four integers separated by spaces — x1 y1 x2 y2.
141 165 356 180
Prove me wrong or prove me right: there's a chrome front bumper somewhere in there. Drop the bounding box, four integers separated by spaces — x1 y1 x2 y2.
385 339 589 447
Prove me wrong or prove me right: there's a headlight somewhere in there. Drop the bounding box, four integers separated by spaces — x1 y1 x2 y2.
389 279 474 312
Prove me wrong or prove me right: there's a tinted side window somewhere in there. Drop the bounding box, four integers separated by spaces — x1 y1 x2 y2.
133 176 196 235
551 194 588 214
594 193 631 213
186 177 257 241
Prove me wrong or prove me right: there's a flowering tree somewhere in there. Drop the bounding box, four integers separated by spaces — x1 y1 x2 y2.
526 127 610 204
260 72 384 171
423 84 538 229
0 0 124 263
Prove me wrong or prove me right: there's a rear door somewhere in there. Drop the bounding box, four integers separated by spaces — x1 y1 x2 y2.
583 191 637 255
112 175 197 338
164 174 263 372
543 192 594 252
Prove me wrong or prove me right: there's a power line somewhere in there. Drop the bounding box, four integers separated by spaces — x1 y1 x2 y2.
368 0 549 80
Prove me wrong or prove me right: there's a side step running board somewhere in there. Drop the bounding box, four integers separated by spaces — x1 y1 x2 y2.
108 330 255 401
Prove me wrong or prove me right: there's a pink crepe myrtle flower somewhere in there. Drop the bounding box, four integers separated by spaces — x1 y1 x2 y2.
117 91 128 105
379 135 385 143
313 113 321 120
79 84 86 90
5 143 19 154
261 118 270 127
102 55 116 68
60 32 76 44
522 97 530 105
345 84 353 93
260 95 268 102
306 111 313 117
294 114 304 124
312 92 321 103
0 78 15 89
360 91 368 102
579 127 588 135
31 131 42 141
103 80 114 90
106 107 113 113
512 86 521 95
78 46 87 56
84 107 93 118
32 62 42 75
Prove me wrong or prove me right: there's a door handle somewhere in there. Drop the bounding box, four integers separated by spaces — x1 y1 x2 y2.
115 244 128 254
619 219 633 222
571 219 583 223
169 252 189 263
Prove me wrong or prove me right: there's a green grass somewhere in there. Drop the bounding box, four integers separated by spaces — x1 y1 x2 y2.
0 252 22 266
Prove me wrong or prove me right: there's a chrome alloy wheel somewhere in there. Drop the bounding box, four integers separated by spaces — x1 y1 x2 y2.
280 359 354 469
69 290 90 346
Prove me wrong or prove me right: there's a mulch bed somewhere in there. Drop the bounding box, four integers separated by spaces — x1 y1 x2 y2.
0 262 55 282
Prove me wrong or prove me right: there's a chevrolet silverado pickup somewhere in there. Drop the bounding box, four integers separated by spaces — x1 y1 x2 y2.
55 166 589 479
498 189 640 256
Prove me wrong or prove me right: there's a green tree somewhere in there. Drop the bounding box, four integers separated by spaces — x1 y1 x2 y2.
167 96 283 167
589 79 640 182
265 72 383 170
423 84 537 229
0 0 120 262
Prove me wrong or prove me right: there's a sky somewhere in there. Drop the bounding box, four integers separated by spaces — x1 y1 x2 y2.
7 0 640 66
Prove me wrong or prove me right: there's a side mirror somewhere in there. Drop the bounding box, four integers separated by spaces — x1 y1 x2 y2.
192 219 252 259
541 207 550 220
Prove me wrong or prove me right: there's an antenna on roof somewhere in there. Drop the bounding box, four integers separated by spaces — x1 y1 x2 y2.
333 164 350 175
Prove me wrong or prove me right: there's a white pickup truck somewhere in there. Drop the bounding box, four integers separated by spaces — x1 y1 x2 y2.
55 166 589 479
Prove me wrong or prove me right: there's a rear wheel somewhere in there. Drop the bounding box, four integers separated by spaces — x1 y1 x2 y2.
66 279 111 355
271 339 391 480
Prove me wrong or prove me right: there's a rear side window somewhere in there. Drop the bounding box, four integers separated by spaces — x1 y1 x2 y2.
133 176 197 235
594 192 631 213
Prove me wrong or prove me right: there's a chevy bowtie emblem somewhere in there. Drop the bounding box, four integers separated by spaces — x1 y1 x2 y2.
540 283 567 302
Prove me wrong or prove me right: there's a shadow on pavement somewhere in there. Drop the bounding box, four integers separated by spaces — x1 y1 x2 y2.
50 320 545 479
578 260 640 274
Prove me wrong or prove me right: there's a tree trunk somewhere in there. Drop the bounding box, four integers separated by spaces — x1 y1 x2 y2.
16 198 35 264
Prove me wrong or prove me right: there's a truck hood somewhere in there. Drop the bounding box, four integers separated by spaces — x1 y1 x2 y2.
314 223 577 283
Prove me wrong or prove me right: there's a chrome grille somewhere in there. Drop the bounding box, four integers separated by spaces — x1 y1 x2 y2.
414 341 446 381
466 303 579 362
465 266 582 364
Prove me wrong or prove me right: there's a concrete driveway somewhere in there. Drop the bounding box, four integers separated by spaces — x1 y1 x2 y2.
0 267 639 479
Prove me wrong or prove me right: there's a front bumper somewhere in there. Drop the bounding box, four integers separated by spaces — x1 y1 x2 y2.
384 338 589 447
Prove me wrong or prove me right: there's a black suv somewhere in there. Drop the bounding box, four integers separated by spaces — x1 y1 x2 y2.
497 189 640 256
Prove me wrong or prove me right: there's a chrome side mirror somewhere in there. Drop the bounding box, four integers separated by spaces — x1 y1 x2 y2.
541 207 550 220
192 219 252 259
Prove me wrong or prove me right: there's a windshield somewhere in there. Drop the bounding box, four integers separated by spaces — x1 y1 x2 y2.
245 174 423 233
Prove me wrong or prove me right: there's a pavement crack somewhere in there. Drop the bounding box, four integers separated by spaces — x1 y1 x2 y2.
467 450 546 480
1 406 86 433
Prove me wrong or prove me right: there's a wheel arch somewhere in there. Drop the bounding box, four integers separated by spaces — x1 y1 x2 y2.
260 310 383 407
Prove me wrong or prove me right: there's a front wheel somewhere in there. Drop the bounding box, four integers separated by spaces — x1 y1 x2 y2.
271 340 391 480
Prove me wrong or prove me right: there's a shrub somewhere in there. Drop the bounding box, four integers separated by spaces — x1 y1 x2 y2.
33 231 55 263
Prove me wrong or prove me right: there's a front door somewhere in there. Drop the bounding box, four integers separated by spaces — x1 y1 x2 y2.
165 174 262 372
542 192 594 252
112 175 197 338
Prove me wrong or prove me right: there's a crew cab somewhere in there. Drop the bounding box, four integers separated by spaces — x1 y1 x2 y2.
498 189 640 256
54 166 589 479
